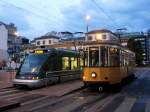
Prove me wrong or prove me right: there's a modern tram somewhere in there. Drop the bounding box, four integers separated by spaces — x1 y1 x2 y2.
13 48 82 88
82 43 135 88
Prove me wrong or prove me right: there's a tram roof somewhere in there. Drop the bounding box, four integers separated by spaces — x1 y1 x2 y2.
82 42 135 55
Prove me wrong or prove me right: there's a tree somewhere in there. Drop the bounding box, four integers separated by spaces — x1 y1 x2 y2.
127 38 144 66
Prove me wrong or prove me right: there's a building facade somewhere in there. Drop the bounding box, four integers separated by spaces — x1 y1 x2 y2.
35 35 60 47
0 23 8 67
86 29 119 42
0 21 30 62
120 32 149 63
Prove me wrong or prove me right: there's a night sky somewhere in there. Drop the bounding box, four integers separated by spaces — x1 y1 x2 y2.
0 0 150 39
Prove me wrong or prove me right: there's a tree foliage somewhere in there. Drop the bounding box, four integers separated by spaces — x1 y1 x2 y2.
127 38 144 66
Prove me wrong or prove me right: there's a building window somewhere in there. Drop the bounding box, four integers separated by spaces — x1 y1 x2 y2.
87 36 92 40
49 40 51 44
43 40 45 45
102 35 107 39
37 41 40 45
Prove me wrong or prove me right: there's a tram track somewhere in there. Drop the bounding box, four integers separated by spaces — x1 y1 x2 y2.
27 89 110 112
24 88 87 112
3 86 122 112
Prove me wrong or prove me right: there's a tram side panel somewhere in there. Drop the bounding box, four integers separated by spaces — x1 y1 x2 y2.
83 67 130 85
83 67 120 85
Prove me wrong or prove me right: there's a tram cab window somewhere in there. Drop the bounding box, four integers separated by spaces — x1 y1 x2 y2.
62 57 70 70
100 47 108 67
89 47 99 67
109 48 120 67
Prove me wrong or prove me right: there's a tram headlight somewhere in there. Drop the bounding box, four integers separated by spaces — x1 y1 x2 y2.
91 72 97 78
32 77 39 80
83 76 86 80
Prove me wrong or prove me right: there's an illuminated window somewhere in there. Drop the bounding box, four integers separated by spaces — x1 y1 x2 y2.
80 58 84 67
71 57 78 70
62 57 69 70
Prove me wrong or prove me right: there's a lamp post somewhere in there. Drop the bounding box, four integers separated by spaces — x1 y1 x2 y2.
85 15 91 41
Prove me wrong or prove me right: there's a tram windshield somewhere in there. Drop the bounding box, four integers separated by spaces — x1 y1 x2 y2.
88 46 120 67
89 47 108 67
20 54 48 74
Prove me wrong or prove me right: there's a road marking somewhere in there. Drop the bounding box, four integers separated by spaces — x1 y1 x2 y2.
115 97 136 112
130 96 148 112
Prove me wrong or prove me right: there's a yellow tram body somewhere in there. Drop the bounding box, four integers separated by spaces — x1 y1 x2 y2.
83 67 129 85
82 43 135 86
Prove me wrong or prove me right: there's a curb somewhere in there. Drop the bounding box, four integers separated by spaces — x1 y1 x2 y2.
0 100 20 111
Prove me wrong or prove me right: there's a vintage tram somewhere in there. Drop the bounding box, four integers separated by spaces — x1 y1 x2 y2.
82 41 135 88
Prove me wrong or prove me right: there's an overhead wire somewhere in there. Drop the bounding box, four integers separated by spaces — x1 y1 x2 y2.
0 0 77 33
90 0 134 31
90 0 119 29
19 0 77 31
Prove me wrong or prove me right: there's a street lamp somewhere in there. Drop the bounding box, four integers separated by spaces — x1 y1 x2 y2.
85 15 91 33
14 32 19 36
85 15 91 41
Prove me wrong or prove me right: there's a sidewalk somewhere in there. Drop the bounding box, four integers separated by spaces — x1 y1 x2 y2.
0 71 16 89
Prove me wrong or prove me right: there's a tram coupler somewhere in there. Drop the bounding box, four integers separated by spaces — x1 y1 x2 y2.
98 86 103 92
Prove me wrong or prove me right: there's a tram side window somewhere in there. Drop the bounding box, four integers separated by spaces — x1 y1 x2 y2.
124 53 129 66
62 57 70 70
42 53 59 72
129 54 135 66
101 47 108 67
109 48 120 67
80 58 84 69
89 47 99 67
79 50 85 68
71 57 78 70
120 50 125 66
84 51 88 67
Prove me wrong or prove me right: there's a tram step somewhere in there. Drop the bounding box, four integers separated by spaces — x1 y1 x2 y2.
0 99 20 111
